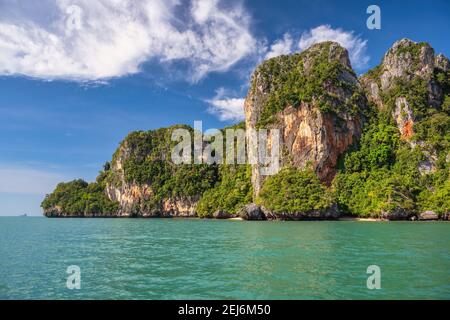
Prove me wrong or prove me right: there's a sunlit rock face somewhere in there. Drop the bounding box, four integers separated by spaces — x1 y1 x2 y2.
104 127 214 217
245 41 365 195
360 38 450 174
361 39 447 133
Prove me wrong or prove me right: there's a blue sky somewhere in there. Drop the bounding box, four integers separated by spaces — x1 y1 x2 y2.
0 0 449 216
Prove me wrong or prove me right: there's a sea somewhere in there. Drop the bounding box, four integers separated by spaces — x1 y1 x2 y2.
0 217 449 299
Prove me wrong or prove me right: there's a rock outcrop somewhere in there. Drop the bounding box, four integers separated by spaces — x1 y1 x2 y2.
381 208 413 221
419 211 439 221
238 203 266 220
262 204 340 221
361 39 444 107
360 39 449 173
213 210 235 219
103 128 216 217
236 203 340 221
104 152 199 218
245 42 365 195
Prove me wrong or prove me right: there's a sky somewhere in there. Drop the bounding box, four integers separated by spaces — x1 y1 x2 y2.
0 0 449 216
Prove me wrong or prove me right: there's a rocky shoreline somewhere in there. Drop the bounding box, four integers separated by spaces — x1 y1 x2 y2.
45 203 448 221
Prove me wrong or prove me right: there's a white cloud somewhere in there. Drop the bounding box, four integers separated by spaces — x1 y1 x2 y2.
298 25 369 69
265 33 293 59
207 88 245 121
264 26 369 69
0 0 257 82
0 166 68 195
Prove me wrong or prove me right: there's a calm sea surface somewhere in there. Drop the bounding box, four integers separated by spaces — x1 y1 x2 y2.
0 217 449 299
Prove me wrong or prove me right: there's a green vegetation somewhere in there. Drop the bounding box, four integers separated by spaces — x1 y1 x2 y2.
254 42 363 127
109 126 219 210
334 121 423 217
257 167 334 213
417 172 450 215
381 77 429 117
197 122 252 217
334 71 450 216
414 111 450 152
343 122 400 173
41 179 119 216
333 43 449 217
197 164 253 217
393 41 428 72
42 42 450 219
334 170 416 217
364 65 383 86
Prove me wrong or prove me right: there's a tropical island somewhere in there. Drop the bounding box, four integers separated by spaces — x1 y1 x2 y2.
42 39 449 221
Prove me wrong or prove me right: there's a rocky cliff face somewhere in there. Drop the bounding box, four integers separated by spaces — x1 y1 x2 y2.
103 128 216 217
42 38 449 220
361 39 445 121
245 42 366 195
360 38 450 173
105 138 199 217
365 40 447 111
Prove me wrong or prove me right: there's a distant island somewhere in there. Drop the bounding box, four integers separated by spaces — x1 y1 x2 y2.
42 39 449 221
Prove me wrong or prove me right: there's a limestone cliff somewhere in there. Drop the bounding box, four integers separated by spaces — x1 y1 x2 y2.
103 127 217 217
245 42 366 195
360 38 450 173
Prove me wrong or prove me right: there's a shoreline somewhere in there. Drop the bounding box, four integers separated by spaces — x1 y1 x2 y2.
338 217 381 222
228 217 244 221
41 215 448 222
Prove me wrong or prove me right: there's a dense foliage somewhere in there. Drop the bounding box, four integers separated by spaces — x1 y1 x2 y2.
197 164 253 217
196 122 252 217
393 41 428 72
107 126 219 209
335 133 449 217
254 42 364 127
417 172 450 215
257 167 334 213
335 53 450 217
41 179 119 216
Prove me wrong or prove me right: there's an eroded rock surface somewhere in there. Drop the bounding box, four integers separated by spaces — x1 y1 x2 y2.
245 42 365 195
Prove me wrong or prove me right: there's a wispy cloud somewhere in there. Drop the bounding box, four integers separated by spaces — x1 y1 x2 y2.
0 0 257 82
266 25 369 69
265 33 293 59
298 25 369 69
206 88 245 121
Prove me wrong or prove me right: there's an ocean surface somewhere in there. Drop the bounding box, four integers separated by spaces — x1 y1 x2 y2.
0 217 449 300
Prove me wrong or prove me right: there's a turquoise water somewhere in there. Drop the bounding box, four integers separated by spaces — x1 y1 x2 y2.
0 217 449 299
